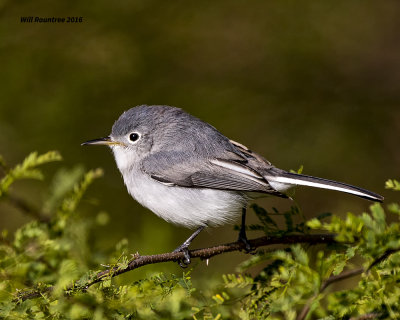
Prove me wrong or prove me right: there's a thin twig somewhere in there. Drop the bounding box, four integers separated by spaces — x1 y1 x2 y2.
367 248 400 271
16 233 336 301
320 268 364 292
297 268 364 320
297 247 400 320
6 194 49 222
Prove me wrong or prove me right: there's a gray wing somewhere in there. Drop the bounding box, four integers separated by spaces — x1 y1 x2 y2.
141 141 287 198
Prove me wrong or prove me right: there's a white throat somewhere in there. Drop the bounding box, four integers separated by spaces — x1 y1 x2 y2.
112 146 134 172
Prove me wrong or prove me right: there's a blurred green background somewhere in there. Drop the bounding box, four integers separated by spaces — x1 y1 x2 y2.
0 1 399 280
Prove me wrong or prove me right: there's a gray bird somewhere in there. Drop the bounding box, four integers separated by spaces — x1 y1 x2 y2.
82 105 383 265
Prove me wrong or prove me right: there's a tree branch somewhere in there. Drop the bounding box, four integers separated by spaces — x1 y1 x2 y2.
349 313 380 320
93 233 336 283
17 233 336 302
297 268 364 320
367 248 400 271
6 194 49 222
320 268 364 292
297 247 399 320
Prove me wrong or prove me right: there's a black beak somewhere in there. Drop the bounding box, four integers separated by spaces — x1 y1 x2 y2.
81 136 112 146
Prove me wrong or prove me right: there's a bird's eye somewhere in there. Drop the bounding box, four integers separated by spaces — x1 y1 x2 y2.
129 132 141 143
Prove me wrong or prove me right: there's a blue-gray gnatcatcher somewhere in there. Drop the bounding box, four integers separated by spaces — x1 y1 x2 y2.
82 105 383 265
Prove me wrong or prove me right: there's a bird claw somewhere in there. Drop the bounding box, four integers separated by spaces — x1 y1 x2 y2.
173 245 191 268
238 233 255 254
172 226 204 268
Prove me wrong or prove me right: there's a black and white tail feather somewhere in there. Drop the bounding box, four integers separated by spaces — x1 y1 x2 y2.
228 139 383 203
266 170 383 202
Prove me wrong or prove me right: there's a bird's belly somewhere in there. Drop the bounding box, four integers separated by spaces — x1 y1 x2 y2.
123 171 249 229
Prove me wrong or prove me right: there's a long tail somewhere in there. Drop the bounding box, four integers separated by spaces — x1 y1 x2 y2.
266 170 384 202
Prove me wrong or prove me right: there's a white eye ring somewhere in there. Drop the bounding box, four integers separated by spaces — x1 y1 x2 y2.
128 132 141 144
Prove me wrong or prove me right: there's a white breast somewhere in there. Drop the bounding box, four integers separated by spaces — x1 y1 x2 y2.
114 166 247 229
112 146 251 228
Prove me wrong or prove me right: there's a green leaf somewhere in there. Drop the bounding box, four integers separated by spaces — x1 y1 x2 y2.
291 244 309 266
370 203 386 232
307 218 322 229
42 165 85 215
0 151 62 197
251 204 278 229
316 212 332 221
59 168 103 214
332 260 346 276
387 203 400 215
385 179 400 191
284 212 293 232
289 165 303 174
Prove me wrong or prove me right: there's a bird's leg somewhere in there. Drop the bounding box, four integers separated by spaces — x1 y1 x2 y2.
173 226 205 267
238 207 253 252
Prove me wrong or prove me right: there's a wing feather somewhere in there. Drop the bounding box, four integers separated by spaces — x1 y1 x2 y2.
142 150 287 197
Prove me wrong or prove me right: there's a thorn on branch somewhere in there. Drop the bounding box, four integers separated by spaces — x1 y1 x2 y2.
131 252 141 260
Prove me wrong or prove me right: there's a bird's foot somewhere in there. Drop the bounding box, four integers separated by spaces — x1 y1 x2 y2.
173 244 191 268
173 226 205 268
238 232 255 254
